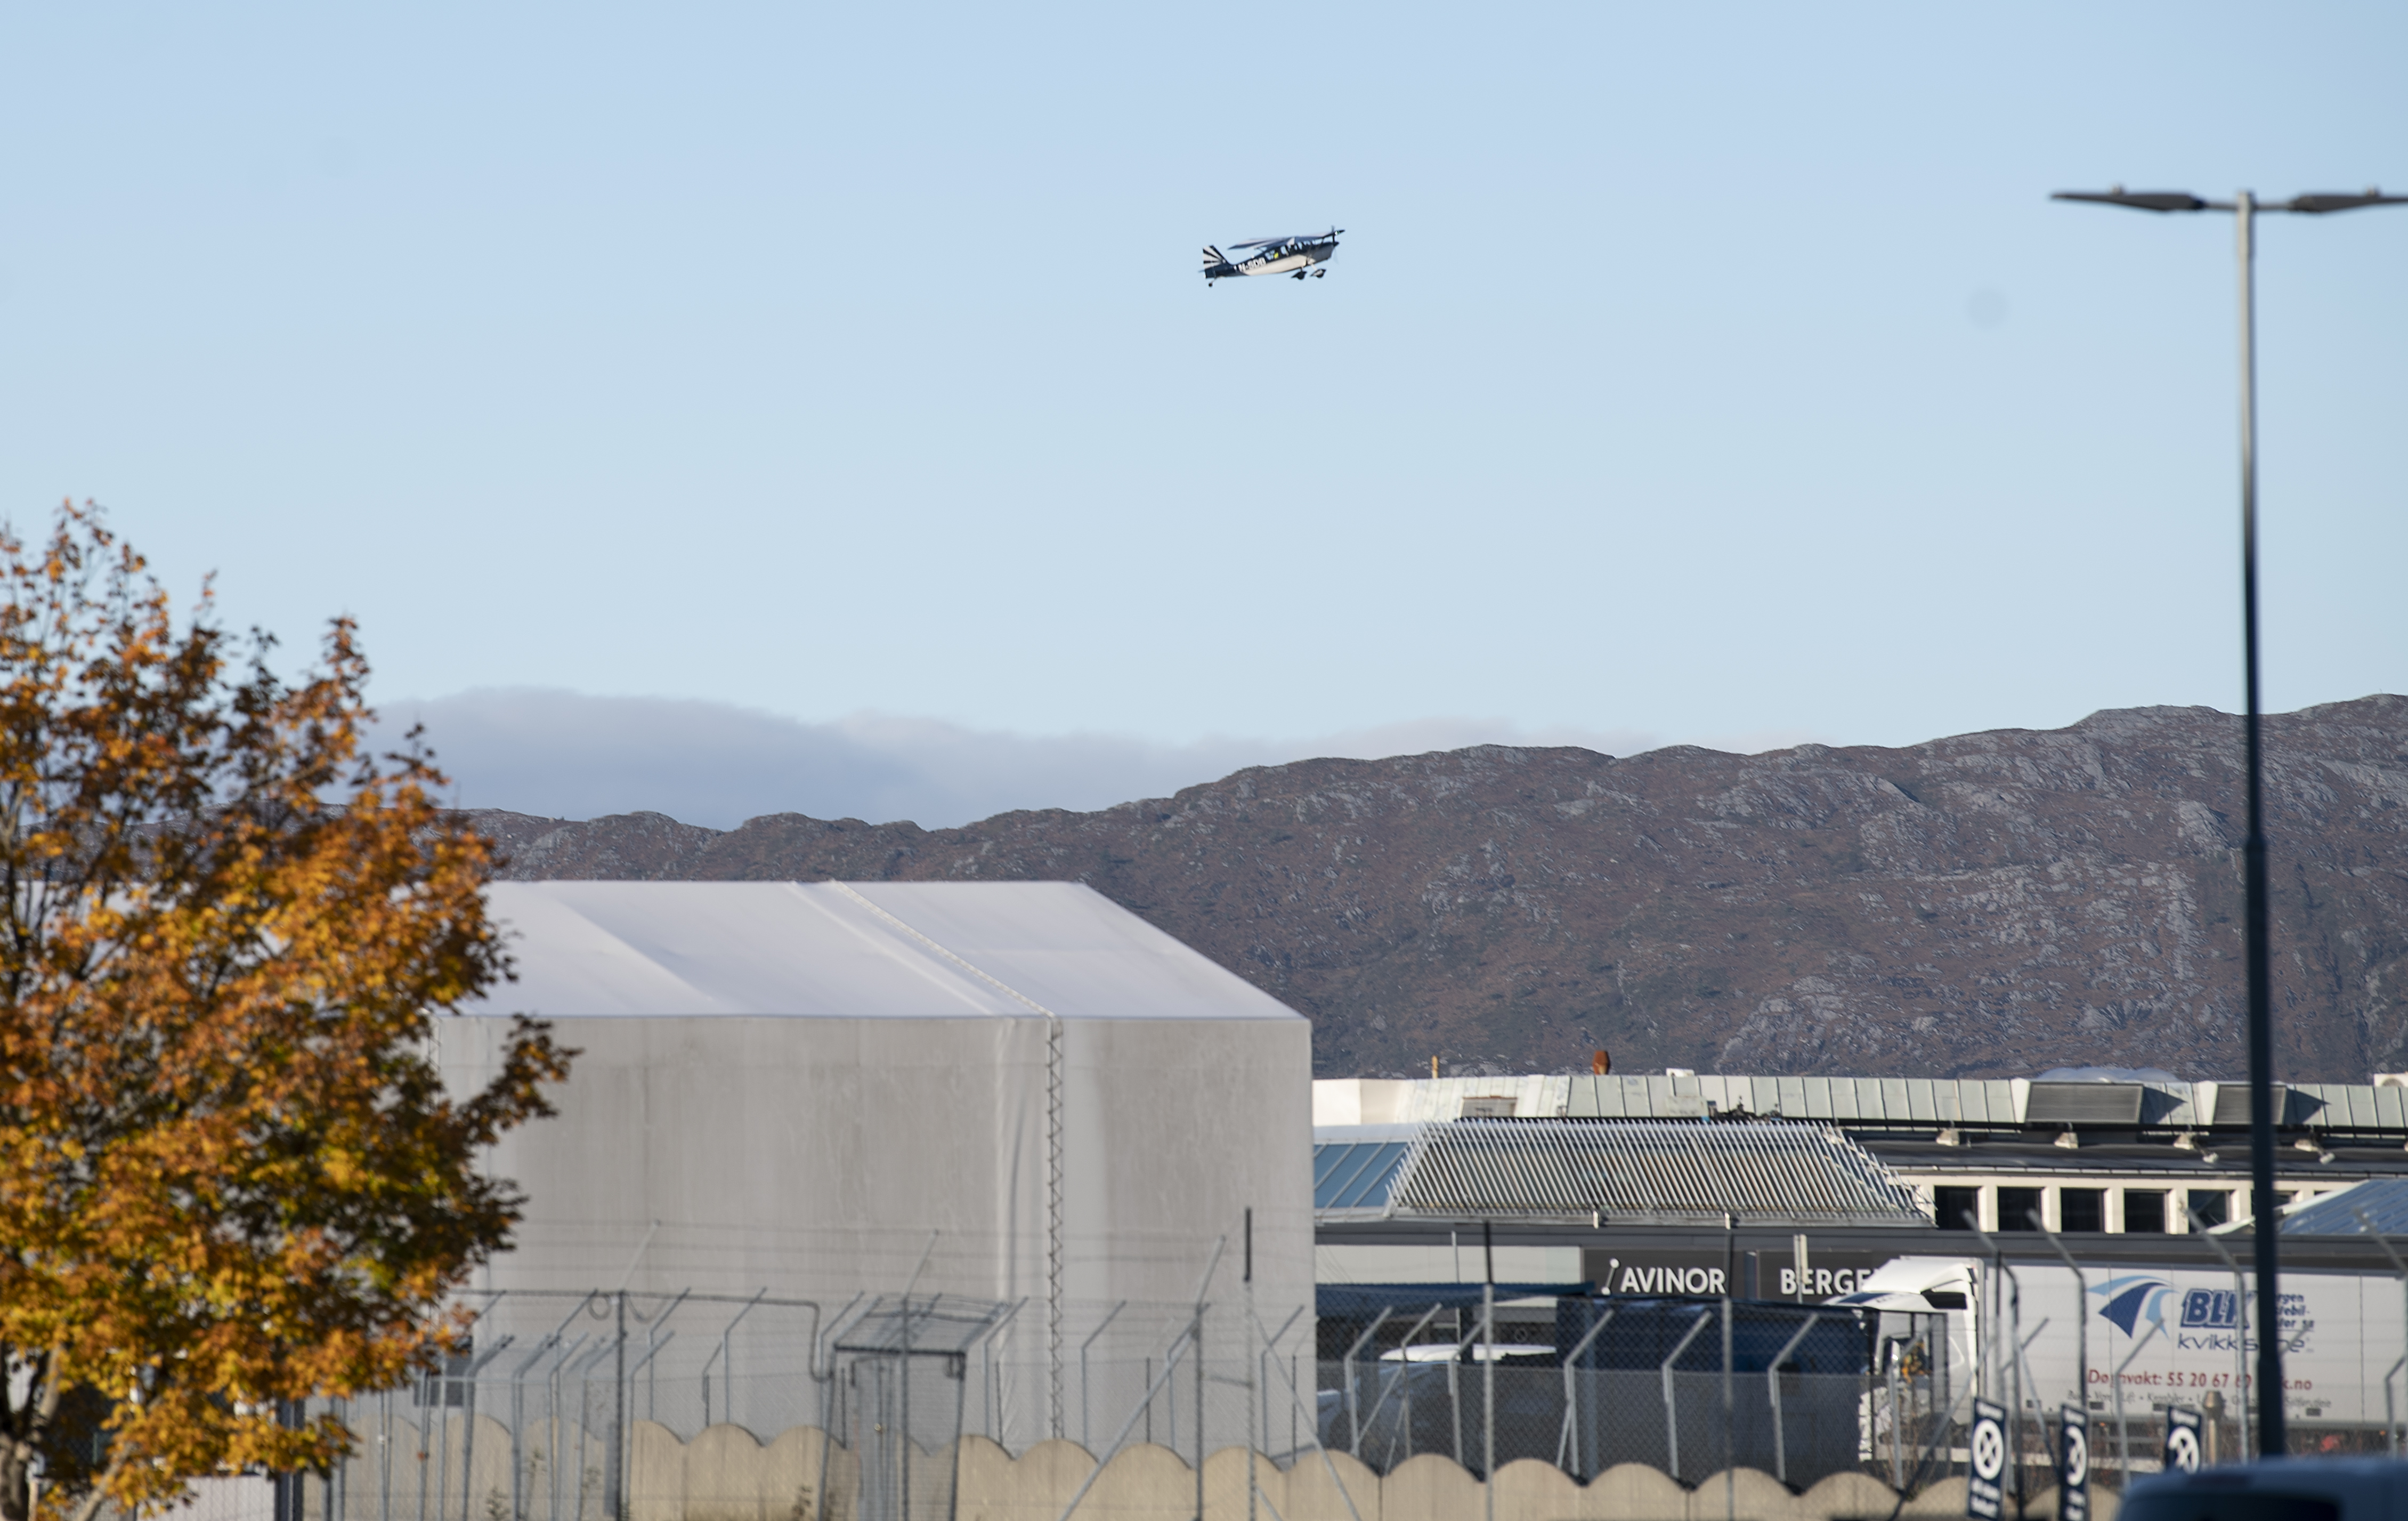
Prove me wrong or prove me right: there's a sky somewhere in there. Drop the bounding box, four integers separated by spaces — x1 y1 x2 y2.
5 3 2404 827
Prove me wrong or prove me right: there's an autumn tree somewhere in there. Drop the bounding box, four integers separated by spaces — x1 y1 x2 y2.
0 506 571 1521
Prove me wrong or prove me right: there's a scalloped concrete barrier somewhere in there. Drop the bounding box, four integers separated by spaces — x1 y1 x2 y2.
621 1424 2069 1521
293 1423 2107 1521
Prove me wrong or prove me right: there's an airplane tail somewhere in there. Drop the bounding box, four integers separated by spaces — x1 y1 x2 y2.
1201 245 1225 265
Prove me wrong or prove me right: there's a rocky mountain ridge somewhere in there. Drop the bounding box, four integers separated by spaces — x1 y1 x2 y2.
467 695 2408 1081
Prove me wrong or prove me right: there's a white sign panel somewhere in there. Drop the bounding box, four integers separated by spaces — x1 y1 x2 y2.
2056 1405 2089 1521
1966 1398 2005 1520
2163 1406 2202 1473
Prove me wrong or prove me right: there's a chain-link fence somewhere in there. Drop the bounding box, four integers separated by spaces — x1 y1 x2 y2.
1311 1293 1945 1490
272 1283 1319 1521
246 1273 2408 1521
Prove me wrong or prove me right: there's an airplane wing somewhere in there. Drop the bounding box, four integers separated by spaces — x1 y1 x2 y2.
1228 229 1343 249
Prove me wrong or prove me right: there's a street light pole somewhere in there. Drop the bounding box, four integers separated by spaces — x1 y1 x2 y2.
2053 181 2405 1462
2232 186 2284 1466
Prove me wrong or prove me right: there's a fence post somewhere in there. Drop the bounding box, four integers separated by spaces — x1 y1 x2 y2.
1260 1307 1302 1462
2109 1320 2163 1488
1191 1240 1226 1521
977 1298 1025 1444
1444 1302 1487 1469
1473 1223 1493 1521
1887 1340 1904 1491
272 1399 288 1521
549 1334 593 1521
2188 1207 2253 1461
1080 1302 1128 1453
2034 1214 2089 1458
1721 1298 1734 1521
901 1293 915 1521
1053 1328 1197 1521
1342 1309 1392 1457
1556 1307 1615 1478
1388 1305 1446 1463
705 1289 766 1434
1194 1301 1205 1521
1969 1226 2031 1500
378 1388 391 1521
416 1366 430 1521
1481 1223 1494 1521
2350 1210 2408 1461
513 1298 589 1521
1246 1209 1258 1521
435 1360 450 1521
606 1293 626 1521
2383 1360 2405 1459
1766 1312 1821 1483
1660 1309 1712 1483
457 1338 516 1521
1246 1305 1368 1521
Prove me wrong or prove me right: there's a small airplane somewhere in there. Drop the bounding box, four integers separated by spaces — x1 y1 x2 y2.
1201 228 1343 284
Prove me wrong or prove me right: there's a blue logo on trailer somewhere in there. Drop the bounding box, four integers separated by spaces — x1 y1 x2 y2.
2093 1275 2243 1335
2180 1289 2240 1329
2092 1275 2174 1335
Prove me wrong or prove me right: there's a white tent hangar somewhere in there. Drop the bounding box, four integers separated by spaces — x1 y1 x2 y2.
436 879 1312 1448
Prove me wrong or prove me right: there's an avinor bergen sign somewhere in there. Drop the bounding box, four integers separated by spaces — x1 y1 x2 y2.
2008 1264 2406 1426
1582 1248 1894 1299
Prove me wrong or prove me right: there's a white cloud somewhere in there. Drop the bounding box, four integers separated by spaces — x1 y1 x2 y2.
375 689 1811 830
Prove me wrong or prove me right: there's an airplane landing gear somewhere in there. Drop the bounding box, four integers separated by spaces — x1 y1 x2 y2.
1311 269 1325 278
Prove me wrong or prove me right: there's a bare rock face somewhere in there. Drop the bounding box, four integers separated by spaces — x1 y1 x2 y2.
464 695 2408 1081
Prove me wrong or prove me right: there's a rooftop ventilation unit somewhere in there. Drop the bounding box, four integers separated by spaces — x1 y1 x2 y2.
2023 1082 2145 1126
2212 1083 2290 1127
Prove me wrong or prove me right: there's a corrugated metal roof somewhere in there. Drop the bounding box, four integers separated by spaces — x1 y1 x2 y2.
474 880 1304 1020
1536 1075 2408 1134
2293 1084 2408 1131
1314 1119 1931 1228
2280 1178 2408 1237
1564 1074 2031 1126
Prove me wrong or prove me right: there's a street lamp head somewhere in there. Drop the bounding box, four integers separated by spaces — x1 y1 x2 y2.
2054 185 2406 216
2052 188 2211 213
2282 189 2407 214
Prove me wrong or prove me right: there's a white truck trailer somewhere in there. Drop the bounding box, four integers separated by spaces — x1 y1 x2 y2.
1840 1254 2408 1443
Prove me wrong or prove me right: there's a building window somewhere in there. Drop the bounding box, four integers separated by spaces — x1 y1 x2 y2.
1935 1186 1980 1231
2189 1190 2231 1229
2124 1190 2167 1234
2060 1188 2105 1233
1998 1187 2043 1231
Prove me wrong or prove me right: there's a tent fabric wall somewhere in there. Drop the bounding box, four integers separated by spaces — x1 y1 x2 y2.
437 1013 1312 1310
435 880 1313 1453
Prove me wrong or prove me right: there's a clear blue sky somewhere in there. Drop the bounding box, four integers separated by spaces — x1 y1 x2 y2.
4 3 2403 819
